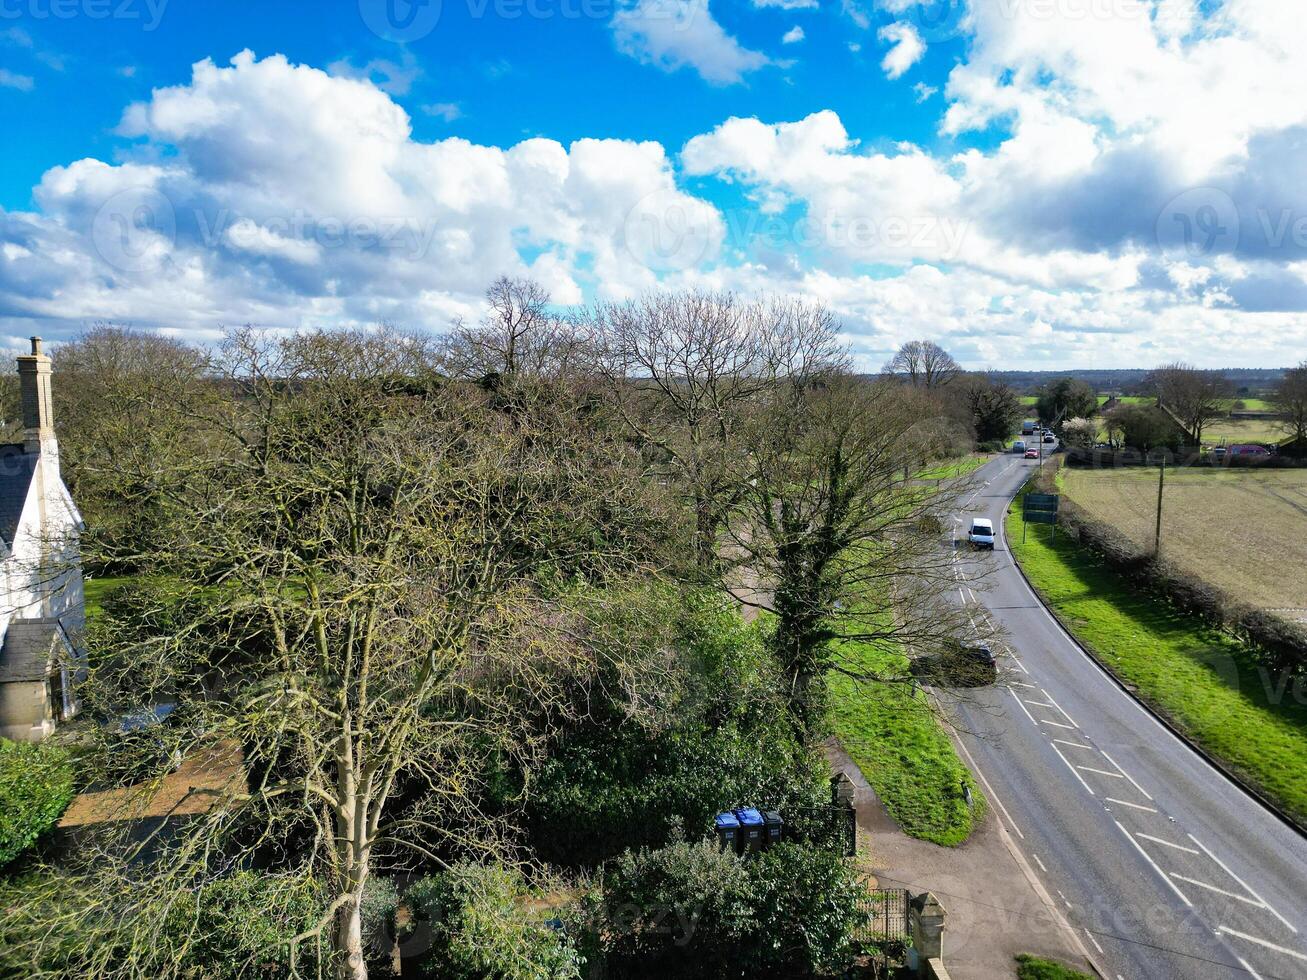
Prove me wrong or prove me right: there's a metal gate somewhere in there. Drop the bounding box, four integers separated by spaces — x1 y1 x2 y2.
853 887 910 946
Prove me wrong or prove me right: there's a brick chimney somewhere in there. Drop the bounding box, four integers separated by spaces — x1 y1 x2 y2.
16 337 57 458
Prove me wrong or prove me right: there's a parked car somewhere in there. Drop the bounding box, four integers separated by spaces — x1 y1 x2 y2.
1024 448 1040 459
1229 444 1270 457
1210 446 1228 461
968 518 995 550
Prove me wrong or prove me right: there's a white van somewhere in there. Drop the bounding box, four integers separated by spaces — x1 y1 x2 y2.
968 518 996 550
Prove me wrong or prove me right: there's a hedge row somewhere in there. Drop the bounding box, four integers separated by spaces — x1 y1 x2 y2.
0 739 75 868
1034 460 1307 679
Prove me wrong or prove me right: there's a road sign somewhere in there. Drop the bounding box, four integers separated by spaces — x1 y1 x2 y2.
1023 493 1059 536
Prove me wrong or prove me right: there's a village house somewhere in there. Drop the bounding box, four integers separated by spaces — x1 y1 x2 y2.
0 338 86 741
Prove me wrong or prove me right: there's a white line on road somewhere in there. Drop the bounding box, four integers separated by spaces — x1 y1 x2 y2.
1136 833 1198 855
1009 687 1039 725
1217 926 1307 962
1116 821 1191 907
1169 874 1266 907
1190 834 1297 935
953 734 1024 840
1022 699 1056 708
1084 929 1104 954
1033 853 1047 872
1053 738 1095 751
1105 797 1157 813
1012 681 1038 689
1052 742 1096 795
1039 719 1078 730
1042 689 1080 728
1235 956 1265 980
1077 765 1124 779
1099 749 1154 802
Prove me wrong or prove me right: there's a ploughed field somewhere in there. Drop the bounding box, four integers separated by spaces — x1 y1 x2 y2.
1060 467 1307 623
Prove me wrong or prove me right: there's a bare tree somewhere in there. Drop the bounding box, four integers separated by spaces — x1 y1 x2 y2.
443 276 587 384
591 291 844 577
1272 361 1307 447
883 340 960 389
1147 362 1231 446
18 327 664 980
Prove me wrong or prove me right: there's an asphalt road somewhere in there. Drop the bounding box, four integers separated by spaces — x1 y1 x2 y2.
947 450 1307 980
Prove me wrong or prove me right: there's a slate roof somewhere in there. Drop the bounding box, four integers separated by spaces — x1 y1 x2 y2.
0 443 37 548
0 618 63 683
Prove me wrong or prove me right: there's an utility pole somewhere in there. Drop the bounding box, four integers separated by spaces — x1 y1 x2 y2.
1154 454 1166 556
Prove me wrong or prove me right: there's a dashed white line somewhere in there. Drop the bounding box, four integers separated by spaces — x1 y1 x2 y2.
1116 821 1191 907
1234 956 1265 980
1084 929 1104 954
1217 926 1307 962
1190 834 1297 935
1052 742 1097 795
1135 833 1198 855
1104 797 1157 813
1032 852 1048 873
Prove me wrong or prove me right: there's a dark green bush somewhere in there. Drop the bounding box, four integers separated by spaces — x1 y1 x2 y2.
526 587 823 867
0 738 75 867
597 838 867 979
405 862 582 980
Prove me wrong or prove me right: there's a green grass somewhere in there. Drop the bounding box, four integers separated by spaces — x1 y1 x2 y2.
1015 954 1093 979
82 576 134 624
826 635 985 846
1007 493 1307 826
916 455 988 481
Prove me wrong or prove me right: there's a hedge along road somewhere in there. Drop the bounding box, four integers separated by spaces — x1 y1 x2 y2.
945 450 1307 980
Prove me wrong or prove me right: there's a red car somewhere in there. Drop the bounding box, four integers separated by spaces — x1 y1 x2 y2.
1024 448 1040 459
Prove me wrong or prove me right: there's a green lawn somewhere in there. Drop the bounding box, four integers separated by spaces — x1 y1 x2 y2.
82 576 134 624
827 635 985 846
1015 954 1093 980
1007 493 1307 826
916 454 988 481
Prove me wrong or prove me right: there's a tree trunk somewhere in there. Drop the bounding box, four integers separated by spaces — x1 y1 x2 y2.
336 892 368 980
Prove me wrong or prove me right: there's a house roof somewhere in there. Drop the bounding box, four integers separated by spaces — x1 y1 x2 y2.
0 618 66 683
0 443 38 548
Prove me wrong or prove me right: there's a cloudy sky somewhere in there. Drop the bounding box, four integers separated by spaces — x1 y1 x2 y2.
0 0 1304 368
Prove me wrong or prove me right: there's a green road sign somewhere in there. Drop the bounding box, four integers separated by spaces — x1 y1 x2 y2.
1023 493 1059 526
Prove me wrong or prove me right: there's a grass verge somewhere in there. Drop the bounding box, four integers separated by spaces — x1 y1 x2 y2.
916 454 989 481
826 636 985 846
1014 953 1093 979
1007 491 1307 826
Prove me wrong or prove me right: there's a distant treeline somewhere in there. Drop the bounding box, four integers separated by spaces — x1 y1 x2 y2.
977 367 1288 395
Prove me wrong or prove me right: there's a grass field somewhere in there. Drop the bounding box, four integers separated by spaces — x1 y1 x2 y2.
827 633 985 846
1203 417 1287 446
917 454 988 481
82 575 134 624
1008 492 1307 826
1059 468 1307 620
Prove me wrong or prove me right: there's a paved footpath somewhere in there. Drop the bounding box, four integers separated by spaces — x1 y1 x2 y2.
827 742 1095 979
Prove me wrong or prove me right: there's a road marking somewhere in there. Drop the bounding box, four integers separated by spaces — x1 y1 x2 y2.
1009 687 1039 725
1053 738 1095 751
1189 834 1297 934
1042 689 1080 728
1023 699 1056 709
1105 797 1157 813
1115 821 1191 907
953 734 1024 840
1217 926 1307 962
1076 765 1124 779
1170 874 1266 907
1235 956 1265 980
1051 742 1096 795
1136 833 1198 855
1084 929 1104 954
1100 750 1154 802
1057 889 1071 908
1009 652 1030 674
1032 852 1047 872
1039 719 1078 730
1012 681 1038 689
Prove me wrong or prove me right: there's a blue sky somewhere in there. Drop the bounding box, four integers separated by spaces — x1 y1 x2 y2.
1 0 1305 368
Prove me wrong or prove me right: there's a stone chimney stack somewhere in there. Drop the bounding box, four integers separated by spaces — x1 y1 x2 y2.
16 337 56 457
